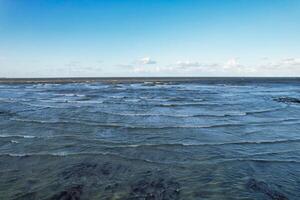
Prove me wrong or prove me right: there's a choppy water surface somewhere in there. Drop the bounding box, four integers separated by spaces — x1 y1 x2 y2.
0 79 300 199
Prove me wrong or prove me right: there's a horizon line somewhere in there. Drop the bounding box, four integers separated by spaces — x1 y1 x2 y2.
1 76 300 84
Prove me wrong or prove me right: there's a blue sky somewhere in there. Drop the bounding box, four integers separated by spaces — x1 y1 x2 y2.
0 0 300 77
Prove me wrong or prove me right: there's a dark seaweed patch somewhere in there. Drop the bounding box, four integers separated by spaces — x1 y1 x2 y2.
274 97 300 104
13 192 37 200
0 110 16 117
127 178 180 200
247 178 288 200
61 163 98 179
48 185 83 200
61 162 128 181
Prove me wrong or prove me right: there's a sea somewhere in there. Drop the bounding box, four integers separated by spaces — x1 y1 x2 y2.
0 77 299 200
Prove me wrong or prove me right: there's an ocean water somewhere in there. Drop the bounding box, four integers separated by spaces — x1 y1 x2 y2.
0 78 299 199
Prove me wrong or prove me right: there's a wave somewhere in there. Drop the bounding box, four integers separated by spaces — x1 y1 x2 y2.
0 152 158 165
0 153 71 157
3 150 299 165
4 105 282 118
55 93 86 97
98 112 204 118
202 112 247 117
64 138 300 149
124 99 140 103
0 98 28 103
20 102 66 109
0 134 37 139
157 102 220 107
245 106 286 114
224 158 300 164
0 151 185 166
221 138 300 145
0 152 130 159
9 118 238 129
68 100 104 104
111 138 300 148
9 117 300 130
103 112 189 117
9 118 130 128
70 100 223 107
242 149 300 157
163 97 204 102
16 107 50 113
94 109 280 117
2 132 299 148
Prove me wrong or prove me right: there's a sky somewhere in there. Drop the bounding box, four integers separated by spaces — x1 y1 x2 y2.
0 0 300 77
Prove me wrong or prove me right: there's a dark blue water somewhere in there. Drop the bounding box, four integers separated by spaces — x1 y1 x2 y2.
0 79 300 199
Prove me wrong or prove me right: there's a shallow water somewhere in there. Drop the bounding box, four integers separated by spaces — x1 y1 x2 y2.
0 78 300 199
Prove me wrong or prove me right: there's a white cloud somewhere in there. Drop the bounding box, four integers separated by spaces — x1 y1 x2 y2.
281 58 300 66
117 57 158 73
138 57 157 65
131 59 244 75
63 61 102 75
116 64 134 68
225 58 239 67
133 66 164 73
175 61 222 70
176 61 202 68
175 59 243 72
65 61 81 68
118 57 300 76
222 58 246 73
259 57 300 68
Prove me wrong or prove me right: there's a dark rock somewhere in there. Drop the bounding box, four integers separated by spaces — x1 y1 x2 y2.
49 185 83 200
274 97 300 104
128 178 180 200
247 178 288 200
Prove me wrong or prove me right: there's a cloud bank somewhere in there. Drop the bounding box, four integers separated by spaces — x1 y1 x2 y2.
122 57 300 76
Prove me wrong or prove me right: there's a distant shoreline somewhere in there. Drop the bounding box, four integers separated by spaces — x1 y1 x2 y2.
0 77 299 84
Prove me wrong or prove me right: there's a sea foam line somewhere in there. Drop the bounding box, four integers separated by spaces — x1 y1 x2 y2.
0 134 37 139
